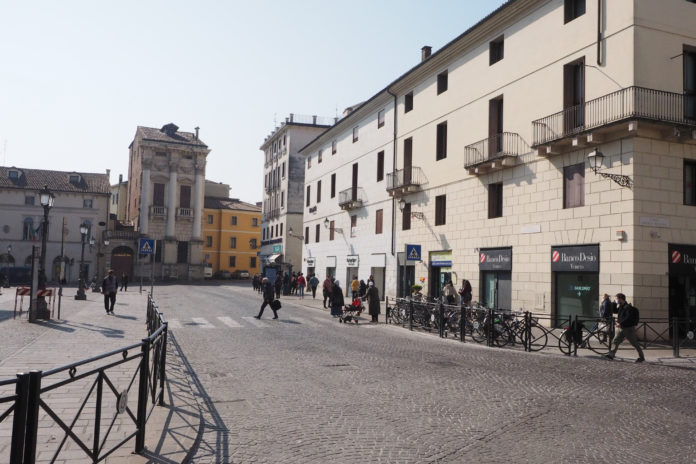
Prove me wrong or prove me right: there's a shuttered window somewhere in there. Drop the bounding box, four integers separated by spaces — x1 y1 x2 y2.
564 163 585 208
153 183 165 206
375 209 383 234
180 185 191 208
435 195 446 226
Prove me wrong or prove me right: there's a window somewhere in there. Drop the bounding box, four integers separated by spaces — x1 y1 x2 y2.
250 238 257 249
250 257 256 268
331 173 336 198
304 226 309 244
180 185 191 208
280 223 283 236
205 236 213 247
437 71 448 94
8 170 19 179
685 48 696 120
69 174 81 183
564 58 585 130
375 209 383 234
405 92 414 113
262 229 266 240
82 199 93 209
378 109 385 128
317 180 322 203
231 216 237 226
252 218 258 227
685 160 696 205
489 96 504 155
564 0 586 23
564 163 585 208
377 151 384 182
436 122 448 161
318 149 323 163
153 183 165 206
435 195 446 226
330 220 335 240
155 240 162 262
307 156 311 169
207 215 214 224
22 217 35 241
490 35 504 65
281 191 285 208
282 162 286 178
229 256 236 267
229 237 237 248
332 140 337 155
350 215 357 237
353 126 359 143
177 241 188 264
488 183 503 218
306 185 311 207
402 203 411 231
25 196 35 205
315 224 320 242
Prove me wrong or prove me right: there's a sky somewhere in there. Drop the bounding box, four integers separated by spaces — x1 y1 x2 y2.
0 1 506 205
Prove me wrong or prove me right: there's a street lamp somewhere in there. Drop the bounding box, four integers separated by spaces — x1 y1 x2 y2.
398 198 425 220
587 149 633 189
75 222 89 300
36 185 54 319
288 227 304 240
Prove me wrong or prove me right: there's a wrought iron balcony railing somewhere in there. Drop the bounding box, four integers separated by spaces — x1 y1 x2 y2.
386 167 426 196
338 187 366 210
464 132 527 173
533 86 696 147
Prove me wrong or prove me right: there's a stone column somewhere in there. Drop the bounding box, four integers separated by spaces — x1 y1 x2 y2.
166 163 178 239
139 157 151 235
192 159 205 240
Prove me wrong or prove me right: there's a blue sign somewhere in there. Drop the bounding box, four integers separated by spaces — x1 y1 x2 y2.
272 244 283 253
406 244 421 262
138 238 155 255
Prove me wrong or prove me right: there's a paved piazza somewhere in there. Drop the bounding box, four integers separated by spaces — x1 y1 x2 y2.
155 283 696 463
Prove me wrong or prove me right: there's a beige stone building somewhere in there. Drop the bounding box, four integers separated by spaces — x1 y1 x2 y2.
314 0 696 328
127 123 210 280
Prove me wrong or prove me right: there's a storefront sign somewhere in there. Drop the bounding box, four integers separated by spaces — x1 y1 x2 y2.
272 244 282 254
306 257 316 267
551 245 599 272
479 248 512 271
346 255 359 267
669 244 696 273
430 251 452 267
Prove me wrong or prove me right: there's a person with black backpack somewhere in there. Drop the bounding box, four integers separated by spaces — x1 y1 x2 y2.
605 293 645 363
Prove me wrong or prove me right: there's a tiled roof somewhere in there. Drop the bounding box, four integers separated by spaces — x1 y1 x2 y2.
135 124 208 148
204 197 261 212
0 166 110 194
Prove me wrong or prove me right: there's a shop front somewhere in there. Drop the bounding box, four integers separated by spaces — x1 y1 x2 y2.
305 257 316 278
369 253 386 301
429 251 453 300
668 244 696 335
552 245 599 325
479 248 512 310
325 256 336 281
345 255 359 297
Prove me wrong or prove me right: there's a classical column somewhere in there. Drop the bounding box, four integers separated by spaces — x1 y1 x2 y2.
139 157 151 235
166 163 178 238
192 159 205 240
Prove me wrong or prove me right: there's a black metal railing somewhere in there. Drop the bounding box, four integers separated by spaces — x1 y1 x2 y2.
464 132 528 169
533 86 696 146
386 167 426 193
338 187 366 209
1 294 168 463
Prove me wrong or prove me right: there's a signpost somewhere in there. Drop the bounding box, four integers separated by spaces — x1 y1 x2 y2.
403 244 421 298
138 238 155 295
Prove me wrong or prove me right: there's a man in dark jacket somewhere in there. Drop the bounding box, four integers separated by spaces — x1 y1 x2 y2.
362 281 380 323
599 293 615 320
255 277 278 320
102 270 118 315
605 293 644 362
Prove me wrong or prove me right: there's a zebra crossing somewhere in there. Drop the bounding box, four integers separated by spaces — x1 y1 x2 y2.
165 314 331 331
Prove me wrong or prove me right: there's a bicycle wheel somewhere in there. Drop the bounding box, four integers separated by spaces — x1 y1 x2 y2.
446 312 461 338
470 321 487 343
492 324 512 348
586 328 611 355
527 323 549 351
558 329 572 355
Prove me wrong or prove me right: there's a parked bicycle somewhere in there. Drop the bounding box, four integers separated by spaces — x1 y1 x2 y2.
558 319 611 355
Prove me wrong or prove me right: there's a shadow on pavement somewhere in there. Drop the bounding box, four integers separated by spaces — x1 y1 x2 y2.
36 319 126 338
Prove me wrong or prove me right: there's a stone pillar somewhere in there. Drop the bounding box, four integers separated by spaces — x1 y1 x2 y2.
139 157 151 235
192 159 205 240
166 164 178 239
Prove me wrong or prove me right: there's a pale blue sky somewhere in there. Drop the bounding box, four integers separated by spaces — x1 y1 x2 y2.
0 1 505 204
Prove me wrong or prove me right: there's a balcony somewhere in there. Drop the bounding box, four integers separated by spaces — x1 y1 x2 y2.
149 205 166 218
263 209 280 221
533 86 696 154
106 230 140 241
177 207 193 219
386 167 426 197
338 187 366 210
464 132 527 174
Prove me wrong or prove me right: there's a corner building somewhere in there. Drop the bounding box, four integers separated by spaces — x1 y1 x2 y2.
319 0 696 326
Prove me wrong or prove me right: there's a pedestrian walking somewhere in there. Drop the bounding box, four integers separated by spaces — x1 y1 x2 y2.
322 275 333 308
252 274 259 292
362 281 381 323
297 272 306 299
359 279 367 298
351 276 360 299
443 280 457 305
283 272 290 295
599 293 615 320
330 280 344 317
309 274 319 299
255 277 278 319
605 293 645 363
458 279 472 307
274 274 282 299
291 272 298 295
102 270 118 315
120 273 128 291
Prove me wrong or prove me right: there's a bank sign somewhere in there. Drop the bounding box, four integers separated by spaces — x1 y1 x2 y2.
669 244 696 273
479 248 512 271
551 245 599 272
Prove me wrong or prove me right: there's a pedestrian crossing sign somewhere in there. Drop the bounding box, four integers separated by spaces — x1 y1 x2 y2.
139 238 155 255
406 244 421 262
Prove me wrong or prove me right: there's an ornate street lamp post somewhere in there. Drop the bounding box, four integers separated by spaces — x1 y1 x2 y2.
36 185 54 318
75 223 89 300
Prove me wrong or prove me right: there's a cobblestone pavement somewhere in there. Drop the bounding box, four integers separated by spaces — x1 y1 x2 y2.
157 283 696 464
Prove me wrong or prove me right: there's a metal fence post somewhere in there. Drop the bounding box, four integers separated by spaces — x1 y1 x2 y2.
672 317 680 358
438 302 444 338
487 308 493 347
158 323 168 406
409 300 413 331
525 312 531 352
93 371 103 458
460 306 465 343
572 315 578 357
23 370 42 464
135 338 151 453
10 373 30 464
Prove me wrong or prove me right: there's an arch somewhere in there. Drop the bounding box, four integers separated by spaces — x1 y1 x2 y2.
52 255 70 282
112 246 134 256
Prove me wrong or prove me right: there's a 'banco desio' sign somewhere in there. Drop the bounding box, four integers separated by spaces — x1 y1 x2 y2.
669 244 696 273
551 245 599 272
479 248 512 271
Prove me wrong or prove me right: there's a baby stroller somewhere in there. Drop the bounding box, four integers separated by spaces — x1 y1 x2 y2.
339 298 363 324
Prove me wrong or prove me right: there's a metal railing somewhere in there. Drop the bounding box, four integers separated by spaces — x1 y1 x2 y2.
1 294 168 463
386 166 426 193
464 132 527 169
106 230 140 241
533 86 696 146
338 187 366 209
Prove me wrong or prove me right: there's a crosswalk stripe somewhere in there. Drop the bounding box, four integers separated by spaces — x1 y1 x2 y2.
217 316 242 328
191 317 215 329
242 316 269 328
167 319 182 329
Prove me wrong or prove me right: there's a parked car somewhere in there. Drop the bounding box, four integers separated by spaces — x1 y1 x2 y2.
203 266 213 279
212 270 232 280
232 270 250 279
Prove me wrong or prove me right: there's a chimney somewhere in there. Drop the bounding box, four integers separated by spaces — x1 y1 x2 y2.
312 115 317 124
106 168 110 179
194 126 200 140
289 113 294 123
119 174 123 184
421 46 432 62
256 201 262 207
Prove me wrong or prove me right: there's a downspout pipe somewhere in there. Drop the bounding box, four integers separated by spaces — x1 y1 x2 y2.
597 0 603 66
387 88 398 257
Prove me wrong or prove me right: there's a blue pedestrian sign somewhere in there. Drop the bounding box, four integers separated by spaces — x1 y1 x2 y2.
406 244 421 262
138 238 155 255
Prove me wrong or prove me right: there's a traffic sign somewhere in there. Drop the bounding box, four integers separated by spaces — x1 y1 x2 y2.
139 238 155 255
406 244 421 262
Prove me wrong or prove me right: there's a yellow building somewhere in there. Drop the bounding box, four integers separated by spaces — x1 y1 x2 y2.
203 197 262 275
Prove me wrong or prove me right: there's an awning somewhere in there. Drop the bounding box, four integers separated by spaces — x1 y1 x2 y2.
265 254 281 264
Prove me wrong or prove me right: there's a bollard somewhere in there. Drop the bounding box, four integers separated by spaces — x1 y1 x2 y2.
135 338 151 453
